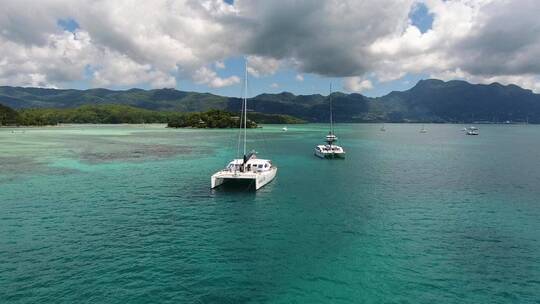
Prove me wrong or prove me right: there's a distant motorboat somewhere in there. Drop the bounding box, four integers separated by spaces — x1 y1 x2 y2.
380 123 386 132
420 124 427 133
282 126 288 131
466 126 479 135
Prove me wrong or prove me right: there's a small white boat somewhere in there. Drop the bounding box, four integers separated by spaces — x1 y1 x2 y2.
211 59 277 190
282 126 288 131
380 123 386 132
466 126 479 135
314 85 345 159
420 124 427 133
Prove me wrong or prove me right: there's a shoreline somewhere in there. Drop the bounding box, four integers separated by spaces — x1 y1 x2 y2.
1 121 535 128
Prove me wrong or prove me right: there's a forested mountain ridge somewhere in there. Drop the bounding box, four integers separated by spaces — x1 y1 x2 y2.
2 79 539 123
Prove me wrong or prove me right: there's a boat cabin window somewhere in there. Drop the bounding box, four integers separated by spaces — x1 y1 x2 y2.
228 164 241 171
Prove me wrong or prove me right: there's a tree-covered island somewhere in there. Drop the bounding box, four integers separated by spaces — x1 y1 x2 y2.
0 104 306 128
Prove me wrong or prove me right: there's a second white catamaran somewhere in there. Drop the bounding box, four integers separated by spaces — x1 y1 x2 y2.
314 86 346 159
211 60 277 190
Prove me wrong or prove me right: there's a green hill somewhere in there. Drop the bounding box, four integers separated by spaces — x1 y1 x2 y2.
372 79 540 123
0 87 228 111
3 104 305 127
16 104 180 125
2 79 540 123
0 103 19 126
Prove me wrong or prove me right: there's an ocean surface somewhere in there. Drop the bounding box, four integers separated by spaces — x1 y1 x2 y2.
1 124 539 303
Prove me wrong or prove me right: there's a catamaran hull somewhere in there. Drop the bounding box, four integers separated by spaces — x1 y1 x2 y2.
314 150 346 159
211 168 277 190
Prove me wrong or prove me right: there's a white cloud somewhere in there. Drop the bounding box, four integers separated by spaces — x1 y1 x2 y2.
0 0 241 88
0 30 93 87
368 0 540 91
246 55 281 77
270 83 279 88
193 66 240 88
295 74 304 82
215 61 226 69
343 77 373 93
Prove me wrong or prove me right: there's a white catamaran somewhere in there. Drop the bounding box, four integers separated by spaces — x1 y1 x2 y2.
211 60 277 190
314 86 346 159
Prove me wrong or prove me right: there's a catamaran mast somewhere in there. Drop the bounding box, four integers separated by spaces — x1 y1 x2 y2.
243 57 248 156
329 83 334 135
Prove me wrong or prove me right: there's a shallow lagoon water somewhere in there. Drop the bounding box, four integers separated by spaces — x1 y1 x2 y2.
1 124 539 303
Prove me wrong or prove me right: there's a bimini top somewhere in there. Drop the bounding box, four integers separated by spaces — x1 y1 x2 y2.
326 134 338 141
226 155 274 173
226 158 273 166
316 144 344 153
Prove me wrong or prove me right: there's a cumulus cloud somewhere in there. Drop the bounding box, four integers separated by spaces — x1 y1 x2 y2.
446 0 540 76
295 74 304 82
239 0 414 77
0 0 243 88
368 0 540 90
193 66 240 88
0 0 539 92
246 55 281 77
0 30 93 87
215 61 226 69
343 77 373 93
92 53 177 89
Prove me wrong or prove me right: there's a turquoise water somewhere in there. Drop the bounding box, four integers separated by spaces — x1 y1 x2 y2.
1 124 539 303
